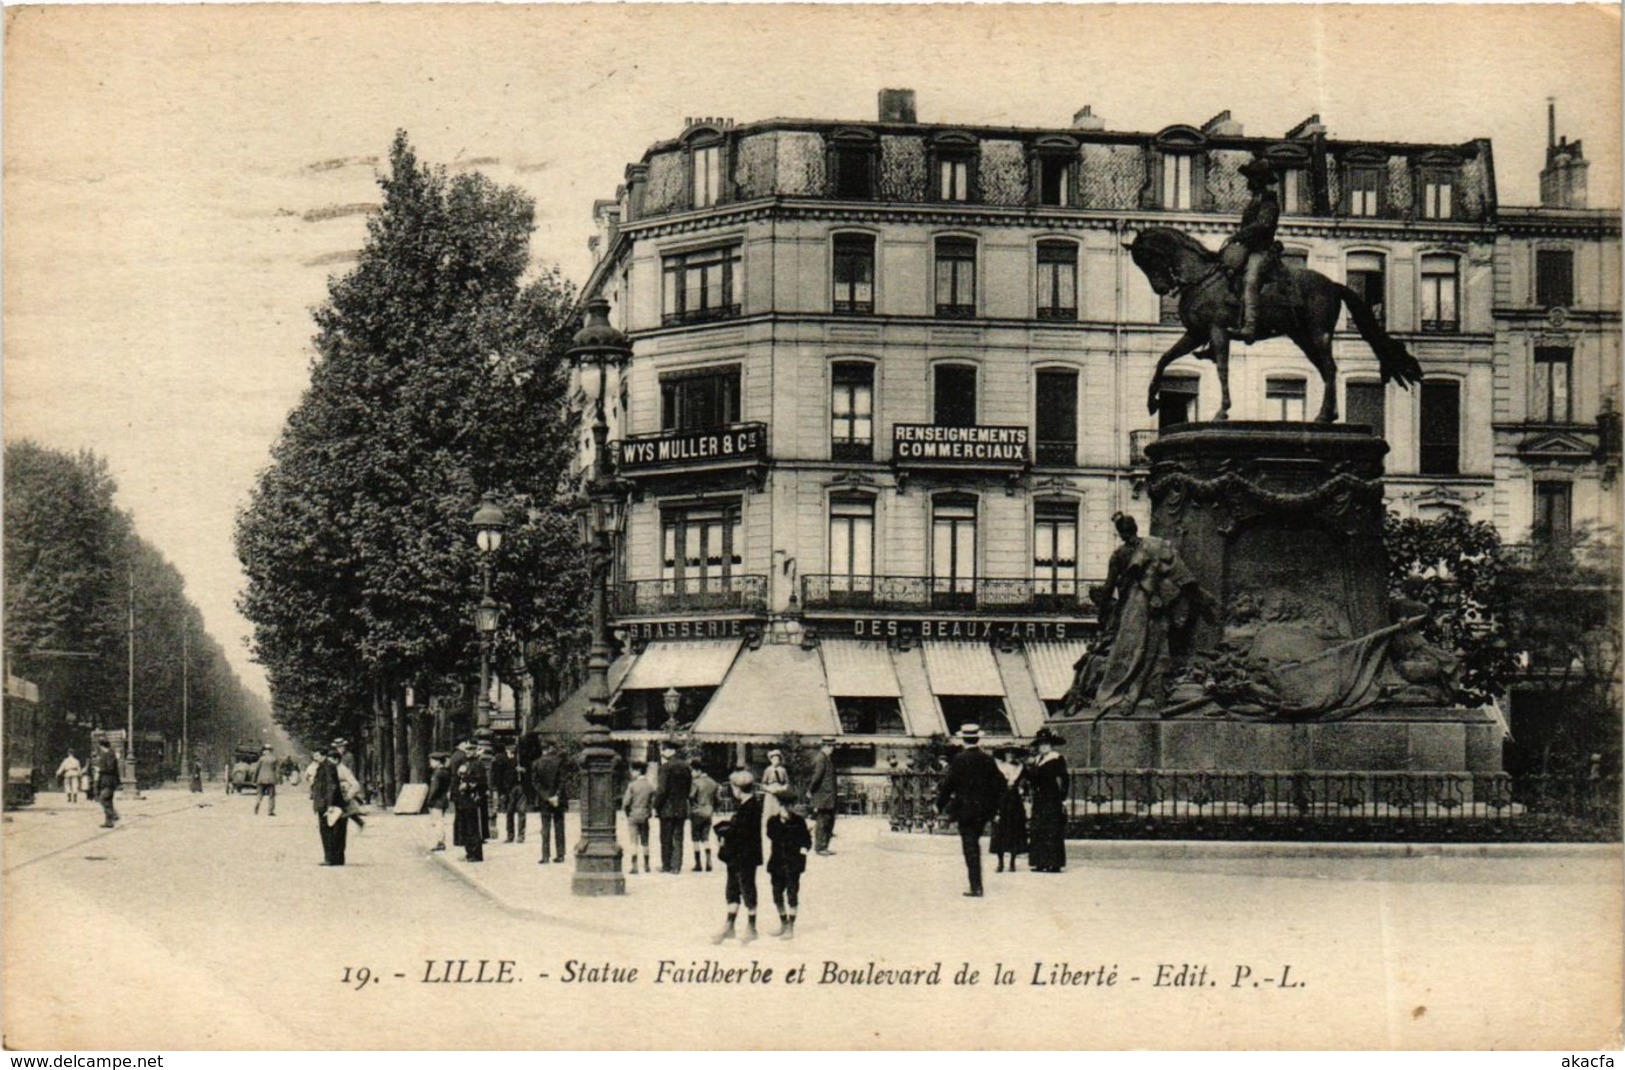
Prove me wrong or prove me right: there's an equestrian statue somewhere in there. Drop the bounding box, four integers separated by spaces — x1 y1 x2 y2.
1128 157 1423 424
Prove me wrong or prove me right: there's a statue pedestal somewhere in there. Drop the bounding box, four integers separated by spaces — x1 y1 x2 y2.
1048 421 1500 780
1055 707 1503 774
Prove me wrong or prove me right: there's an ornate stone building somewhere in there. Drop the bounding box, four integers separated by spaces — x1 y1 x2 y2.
541 90 1615 765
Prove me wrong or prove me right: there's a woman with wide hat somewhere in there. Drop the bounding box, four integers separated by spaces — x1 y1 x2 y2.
1026 728 1069 873
989 746 1028 874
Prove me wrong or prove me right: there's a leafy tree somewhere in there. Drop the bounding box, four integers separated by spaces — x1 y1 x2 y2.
1384 509 1517 706
5 440 278 773
1499 527 1622 775
236 132 584 769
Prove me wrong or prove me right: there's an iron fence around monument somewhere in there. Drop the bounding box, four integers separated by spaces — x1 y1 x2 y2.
877 769 1621 843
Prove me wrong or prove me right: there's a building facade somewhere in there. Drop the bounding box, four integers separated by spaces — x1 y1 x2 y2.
542 91 1617 767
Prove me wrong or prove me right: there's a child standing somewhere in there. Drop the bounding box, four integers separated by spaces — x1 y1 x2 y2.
766 787 813 938
712 770 764 945
621 761 654 875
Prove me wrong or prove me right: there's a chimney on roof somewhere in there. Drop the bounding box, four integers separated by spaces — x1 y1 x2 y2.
1071 105 1105 131
1201 109 1243 137
879 88 917 124
1285 114 1326 139
1540 98 1589 209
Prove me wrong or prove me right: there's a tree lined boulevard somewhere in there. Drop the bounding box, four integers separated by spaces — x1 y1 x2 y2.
4 789 1618 1050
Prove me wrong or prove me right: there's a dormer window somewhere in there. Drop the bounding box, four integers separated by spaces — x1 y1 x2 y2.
929 133 979 203
1417 152 1461 222
828 129 879 200
1162 154 1194 210
684 127 729 209
1264 143 1312 215
1151 126 1207 212
1030 137 1079 208
1421 172 1455 220
1343 148 1387 218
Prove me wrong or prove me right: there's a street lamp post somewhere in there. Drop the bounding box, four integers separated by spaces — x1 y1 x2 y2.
568 296 632 896
470 496 509 732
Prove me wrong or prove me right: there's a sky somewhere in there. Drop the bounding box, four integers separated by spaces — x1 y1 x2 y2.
4 3 1620 700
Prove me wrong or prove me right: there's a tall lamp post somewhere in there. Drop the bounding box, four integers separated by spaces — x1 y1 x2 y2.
568 296 632 896
470 496 509 731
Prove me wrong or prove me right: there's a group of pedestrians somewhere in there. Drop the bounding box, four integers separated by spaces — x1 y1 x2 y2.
55 742 124 828
619 741 825 941
425 737 571 866
935 725 1069 896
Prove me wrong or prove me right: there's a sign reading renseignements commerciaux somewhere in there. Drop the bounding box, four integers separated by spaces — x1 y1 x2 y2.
892 424 1029 467
617 423 767 472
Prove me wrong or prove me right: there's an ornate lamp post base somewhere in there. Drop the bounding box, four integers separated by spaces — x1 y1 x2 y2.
571 733 626 896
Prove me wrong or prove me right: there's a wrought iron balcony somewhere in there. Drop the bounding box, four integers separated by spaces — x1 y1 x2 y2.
613 574 768 618
801 574 1100 615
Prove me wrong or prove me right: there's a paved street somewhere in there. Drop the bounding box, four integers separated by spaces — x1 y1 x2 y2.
4 788 1619 1050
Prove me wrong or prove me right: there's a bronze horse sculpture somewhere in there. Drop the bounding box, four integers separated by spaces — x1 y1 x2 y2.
1127 227 1423 423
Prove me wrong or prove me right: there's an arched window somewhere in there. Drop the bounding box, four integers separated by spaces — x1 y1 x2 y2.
934 236 977 319
830 361 875 460
1420 254 1460 333
1346 251 1387 325
930 494 978 610
831 233 875 314
1035 240 1078 321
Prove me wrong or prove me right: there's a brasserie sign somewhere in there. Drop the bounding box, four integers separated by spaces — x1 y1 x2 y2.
618 423 767 473
893 424 1029 467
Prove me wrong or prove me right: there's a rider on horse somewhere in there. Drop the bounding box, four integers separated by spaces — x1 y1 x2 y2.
1222 158 1281 342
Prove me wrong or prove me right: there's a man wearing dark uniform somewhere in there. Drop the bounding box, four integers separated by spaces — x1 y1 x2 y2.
1222 157 1281 342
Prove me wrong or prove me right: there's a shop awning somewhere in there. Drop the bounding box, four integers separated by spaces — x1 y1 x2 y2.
820 640 903 698
1023 640 1093 701
536 654 637 734
620 638 742 691
921 641 1005 696
691 644 838 739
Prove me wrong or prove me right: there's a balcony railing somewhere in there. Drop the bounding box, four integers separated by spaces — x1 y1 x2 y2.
1035 439 1077 467
613 574 768 617
801 574 1100 615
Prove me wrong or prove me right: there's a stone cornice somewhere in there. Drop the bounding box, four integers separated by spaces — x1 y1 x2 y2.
616 197 1498 245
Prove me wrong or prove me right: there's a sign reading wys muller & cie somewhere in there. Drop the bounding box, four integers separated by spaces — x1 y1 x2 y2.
617 422 768 473
892 424 1029 468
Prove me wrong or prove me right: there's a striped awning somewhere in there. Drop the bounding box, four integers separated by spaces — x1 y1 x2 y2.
691 644 838 738
921 641 1005 697
820 640 903 698
1023 640 1093 701
620 638 742 691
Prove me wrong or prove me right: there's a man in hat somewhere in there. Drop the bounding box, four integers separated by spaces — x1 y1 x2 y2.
712 769 765 945
653 740 692 873
332 738 354 774
91 739 121 828
308 747 348 865
806 736 839 855
489 740 517 843
1221 157 1281 342
934 725 1005 897
530 741 569 864
425 751 452 852
252 744 279 816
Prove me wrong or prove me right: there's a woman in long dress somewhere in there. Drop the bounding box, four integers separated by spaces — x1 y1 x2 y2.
1026 729 1069 873
989 748 1028 873
761 748 790 821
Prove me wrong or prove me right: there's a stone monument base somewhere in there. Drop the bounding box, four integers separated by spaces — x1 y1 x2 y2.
1053 706 1502 774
